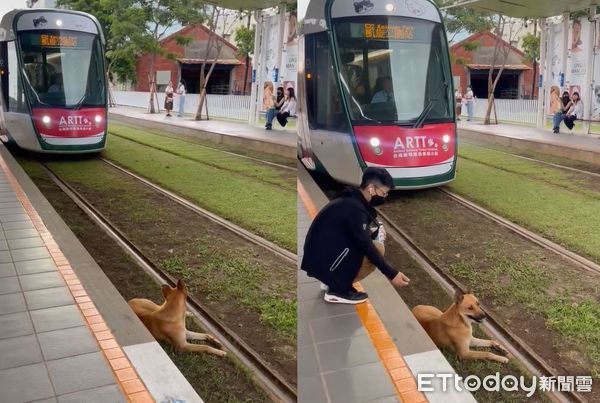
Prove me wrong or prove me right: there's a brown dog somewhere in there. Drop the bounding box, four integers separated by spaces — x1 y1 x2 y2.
412 290 509 363
128 279 226 357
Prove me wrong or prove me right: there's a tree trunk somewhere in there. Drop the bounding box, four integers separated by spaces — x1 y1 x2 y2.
242 13 251 95
148 53 157 113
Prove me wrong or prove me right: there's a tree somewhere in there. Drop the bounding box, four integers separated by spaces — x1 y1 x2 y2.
483 16 522 124
194 7 240 120
58 0 206 112
234 17 254 95
433 0 493 41
521 32 540 63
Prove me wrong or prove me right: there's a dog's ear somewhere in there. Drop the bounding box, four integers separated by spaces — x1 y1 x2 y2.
454 289 464 304
177 279 187 292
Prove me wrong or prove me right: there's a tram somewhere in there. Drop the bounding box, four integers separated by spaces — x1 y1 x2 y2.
0 9 107 153
298 0 456 188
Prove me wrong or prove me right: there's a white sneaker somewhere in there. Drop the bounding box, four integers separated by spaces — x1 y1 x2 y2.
320 283 329 291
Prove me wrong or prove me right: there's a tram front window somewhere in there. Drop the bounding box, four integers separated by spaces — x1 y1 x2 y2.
334 18 452 124
18 31 105 108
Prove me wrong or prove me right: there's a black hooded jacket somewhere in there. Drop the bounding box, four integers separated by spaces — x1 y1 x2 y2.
301 188 398 290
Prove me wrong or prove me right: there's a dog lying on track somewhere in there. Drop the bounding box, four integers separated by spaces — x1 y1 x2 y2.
128 279 226 357
412 290 509 363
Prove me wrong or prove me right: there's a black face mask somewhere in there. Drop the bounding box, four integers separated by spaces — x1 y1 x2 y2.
370 195 386 207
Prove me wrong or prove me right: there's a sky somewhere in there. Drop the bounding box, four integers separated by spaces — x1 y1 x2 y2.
0 0 28 19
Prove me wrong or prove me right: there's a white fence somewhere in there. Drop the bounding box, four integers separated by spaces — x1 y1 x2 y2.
462 98 538 125
113 91 251 121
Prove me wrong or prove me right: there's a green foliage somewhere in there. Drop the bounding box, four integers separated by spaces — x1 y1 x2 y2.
433 0 493 37
462 40 480 52
57 0 207 83
521 32 540 63
234 25 255 59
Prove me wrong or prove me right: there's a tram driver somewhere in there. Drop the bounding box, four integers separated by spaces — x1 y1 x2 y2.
371 76 395 104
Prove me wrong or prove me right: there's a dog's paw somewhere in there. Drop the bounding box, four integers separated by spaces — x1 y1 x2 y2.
490 341 509 355
497 356 510 364
208 335 223 348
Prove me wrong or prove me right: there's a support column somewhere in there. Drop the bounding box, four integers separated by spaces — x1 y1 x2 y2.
536 18 547 128
274 3 287 86
583 8 596 134
249 10 263 124
562 12 569 89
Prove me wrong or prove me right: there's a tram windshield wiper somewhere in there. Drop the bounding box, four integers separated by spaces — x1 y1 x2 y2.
412 81 449 129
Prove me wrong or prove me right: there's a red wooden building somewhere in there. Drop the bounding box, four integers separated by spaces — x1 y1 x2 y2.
451 32 537 99
135 25 251 95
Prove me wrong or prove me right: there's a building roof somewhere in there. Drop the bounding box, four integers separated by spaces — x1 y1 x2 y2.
206 0 294 10
467 63 531 70
451 32 525 58
178 58 243 65
444 0 598 18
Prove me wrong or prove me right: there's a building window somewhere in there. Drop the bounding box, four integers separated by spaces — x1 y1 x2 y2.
304 32 348 132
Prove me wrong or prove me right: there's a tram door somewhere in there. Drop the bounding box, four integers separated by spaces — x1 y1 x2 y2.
304 32 363 184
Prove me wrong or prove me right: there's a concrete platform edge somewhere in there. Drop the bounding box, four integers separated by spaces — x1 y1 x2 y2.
459 128 600 166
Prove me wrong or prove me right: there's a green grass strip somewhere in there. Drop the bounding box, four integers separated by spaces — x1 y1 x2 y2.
459 143 600 199
100 135 296 251
108 123 295 192
449 156 600 263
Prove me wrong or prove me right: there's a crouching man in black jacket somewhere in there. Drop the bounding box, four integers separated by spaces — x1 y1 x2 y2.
301 168 410 304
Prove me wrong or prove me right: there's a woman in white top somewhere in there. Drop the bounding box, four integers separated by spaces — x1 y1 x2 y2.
465 85 474 121
564 91 583 130
276 87 297 127
177 79 186 117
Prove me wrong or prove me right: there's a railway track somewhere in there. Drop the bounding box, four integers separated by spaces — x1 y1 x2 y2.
100 157 296 264
461 141 600 178
376 209 588 403
437 188 600 276
40 163 297 403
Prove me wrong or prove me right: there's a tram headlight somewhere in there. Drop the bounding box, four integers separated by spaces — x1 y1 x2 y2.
442 134 450 144
369 137 380 147
42 116 51 126
56 20 63 26
95 115 103 124
385 3 395 12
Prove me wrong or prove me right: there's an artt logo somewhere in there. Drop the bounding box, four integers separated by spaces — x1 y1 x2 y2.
354 0 374 14
393 136 435 150
59 116 91 126
33 16 47 28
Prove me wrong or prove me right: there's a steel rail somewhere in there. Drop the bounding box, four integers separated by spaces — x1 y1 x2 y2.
41 163 297 403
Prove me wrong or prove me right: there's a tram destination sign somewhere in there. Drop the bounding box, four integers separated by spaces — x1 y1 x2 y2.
364 23 414 40
38 34 79 48
345 21 429 41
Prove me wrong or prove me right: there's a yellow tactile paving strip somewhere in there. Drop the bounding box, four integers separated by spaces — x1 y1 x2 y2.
298 179 428 403
0 154 154 403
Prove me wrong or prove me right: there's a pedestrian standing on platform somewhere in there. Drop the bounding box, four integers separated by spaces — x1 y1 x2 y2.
564 91 583 131
550 86 563 133
177 79 186 117
301 168 410 304
455 88 462 121
276 87 297 127
465 85 474 121
164 81 174 117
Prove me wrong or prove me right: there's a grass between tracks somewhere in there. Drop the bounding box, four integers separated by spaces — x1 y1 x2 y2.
450 144 600 264
108 123 296 191
18 159 270 403
100 133 296 251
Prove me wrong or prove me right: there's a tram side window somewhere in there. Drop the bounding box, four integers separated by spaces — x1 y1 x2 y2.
5 42 27 113
305 32 348 132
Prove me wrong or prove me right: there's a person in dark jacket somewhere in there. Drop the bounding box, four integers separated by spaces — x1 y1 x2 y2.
301 168 410 304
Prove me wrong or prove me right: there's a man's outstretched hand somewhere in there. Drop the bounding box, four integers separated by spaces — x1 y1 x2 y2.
391 272 410 287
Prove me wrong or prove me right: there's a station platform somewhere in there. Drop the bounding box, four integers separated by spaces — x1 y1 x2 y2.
0 145 202 402
297 163 476 403
458 120 600 165
109 105 296 159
